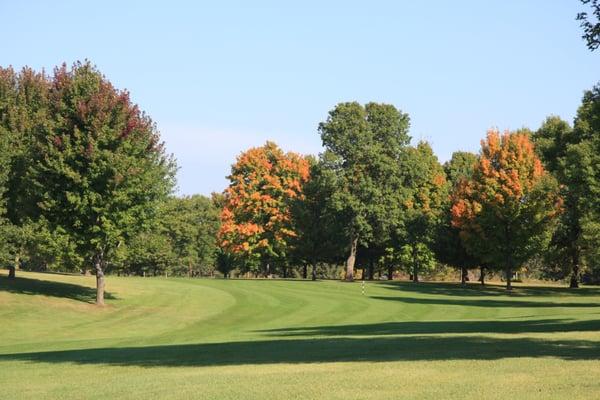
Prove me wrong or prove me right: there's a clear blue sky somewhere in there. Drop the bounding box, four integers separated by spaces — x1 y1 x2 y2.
1 1 598 195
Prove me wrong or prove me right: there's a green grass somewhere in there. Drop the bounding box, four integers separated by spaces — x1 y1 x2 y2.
1 271 599 399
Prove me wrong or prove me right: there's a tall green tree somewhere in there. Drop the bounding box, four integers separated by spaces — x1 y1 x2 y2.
25 62 176 305
0 112 14 273
399 142 449 283
318 102 410 281
533 116 585 286
570 86 600 282
436 151 480 284
533 85 600 287
0 66 51 278
290 155 345 280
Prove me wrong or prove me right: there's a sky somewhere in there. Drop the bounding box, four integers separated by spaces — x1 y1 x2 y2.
1 1 598 195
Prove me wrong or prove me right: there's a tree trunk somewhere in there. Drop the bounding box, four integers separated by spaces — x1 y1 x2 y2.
412 244 419 283
312 261 317 281
302 264 308 279
368 259 374 281
570 250 580 288
8 255 18 279
282 266 287 278
94 252 105 306
480 266 485 285
387 265 393 280
345 235 358 281
505 266 512 291
460 267 467 285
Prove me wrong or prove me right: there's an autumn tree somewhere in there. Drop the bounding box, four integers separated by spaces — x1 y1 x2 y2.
219 141 309 276
319 102 410 281
24 62 176 305
452 130 561 290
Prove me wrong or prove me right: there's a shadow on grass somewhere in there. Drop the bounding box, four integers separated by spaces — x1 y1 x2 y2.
258 318 600 337
377 281 600 298
0 276 115 304
1 335 599 367
370 295 599 308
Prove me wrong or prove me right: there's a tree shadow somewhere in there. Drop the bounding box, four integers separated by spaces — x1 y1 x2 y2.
258 318 600 337
1 335 599 367
0 276 116 304
377 281 600 297
370 295 599 308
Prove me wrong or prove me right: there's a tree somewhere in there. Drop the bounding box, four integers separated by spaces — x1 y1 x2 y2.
290 156 346 280
577 0 600 51
444 151 478 187
24 62 176 305
570 86 600 283
0 123 15 274
0 66 51 278
399 142 449 283
123 231 175 276
452 130 561 290
533 85 600 287
318 102 410 281
218 141 309 276
162 195 221 277
533 116 585 286
436 151 481 284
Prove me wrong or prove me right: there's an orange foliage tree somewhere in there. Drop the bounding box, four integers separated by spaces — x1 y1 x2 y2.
218 141 310 275
451 129 561 289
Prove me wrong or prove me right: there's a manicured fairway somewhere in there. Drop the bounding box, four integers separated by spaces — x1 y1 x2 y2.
1 271 599 399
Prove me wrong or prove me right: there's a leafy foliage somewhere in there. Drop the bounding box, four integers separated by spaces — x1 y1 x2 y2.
162 195 221 276
289 156 346 279
319 102 411 280
399 142 450 282
19 62 176 303
219 141 309 275
577 0 600 51
570 86 600 282
436 151 480 283
452 130 561 289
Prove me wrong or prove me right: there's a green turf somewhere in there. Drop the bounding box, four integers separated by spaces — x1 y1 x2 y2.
1 270 599 399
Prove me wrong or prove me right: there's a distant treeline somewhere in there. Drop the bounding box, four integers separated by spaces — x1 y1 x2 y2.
1 62 599 305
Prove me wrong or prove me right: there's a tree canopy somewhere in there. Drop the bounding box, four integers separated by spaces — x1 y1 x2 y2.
17 62 176 304
318 102 411 281
218 141 310 276
452 130 562 289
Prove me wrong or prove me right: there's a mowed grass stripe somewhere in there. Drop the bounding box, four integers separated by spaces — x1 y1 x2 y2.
0 271 599 400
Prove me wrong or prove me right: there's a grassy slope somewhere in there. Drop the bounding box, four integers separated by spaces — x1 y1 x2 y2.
0 271 599 399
